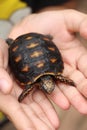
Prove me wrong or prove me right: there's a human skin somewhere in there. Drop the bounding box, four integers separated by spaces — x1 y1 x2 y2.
9 9 87 113
1 9 87 130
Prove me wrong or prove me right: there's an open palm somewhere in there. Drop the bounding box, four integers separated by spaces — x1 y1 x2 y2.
1 9 87 130
9 9 87 114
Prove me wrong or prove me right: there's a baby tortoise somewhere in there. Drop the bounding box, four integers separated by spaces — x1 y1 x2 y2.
6 33 76 102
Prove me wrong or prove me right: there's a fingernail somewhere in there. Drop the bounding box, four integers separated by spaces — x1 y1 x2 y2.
0 78 9 93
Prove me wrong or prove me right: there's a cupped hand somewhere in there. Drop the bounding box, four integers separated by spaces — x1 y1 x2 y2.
9 9 87 114
0 39 59 130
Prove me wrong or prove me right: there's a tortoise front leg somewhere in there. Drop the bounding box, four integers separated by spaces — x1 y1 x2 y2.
18 84 34 102
55 73 76 87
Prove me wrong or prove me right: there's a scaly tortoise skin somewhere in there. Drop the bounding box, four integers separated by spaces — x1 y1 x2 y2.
6 33 76 102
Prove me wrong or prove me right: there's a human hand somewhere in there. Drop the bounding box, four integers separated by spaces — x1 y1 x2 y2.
9 9 87 114
0 39 59 130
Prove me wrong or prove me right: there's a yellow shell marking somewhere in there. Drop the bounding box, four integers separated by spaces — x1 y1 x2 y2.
26 43 39 49
37 62 44 68
43 37 50 41
50 58 57 63
26 36 32 40
21 65 29 72
20 82 25 86
48 47 55 51
30 51 43 58
14 55 22 62
27 81 32 85
12 45 18 52
35 60 44 68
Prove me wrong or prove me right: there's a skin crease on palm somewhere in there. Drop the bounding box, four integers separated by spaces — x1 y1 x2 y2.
1 9 87 130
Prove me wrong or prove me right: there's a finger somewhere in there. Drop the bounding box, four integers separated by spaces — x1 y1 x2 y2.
0 48 4 68
0 68 12 94
77 53 87 79
0 92 36 130
49 85 70 110
59 84 87 114
33 90 59 129
58 63 87 114
12 82 59 129
63 10 87 38
28 101 55 129
64 63 87 98
13 83 58 129
22 103 55 130
69 69 87 98
0 39 12 94
15 84 59 127
0 39 8 68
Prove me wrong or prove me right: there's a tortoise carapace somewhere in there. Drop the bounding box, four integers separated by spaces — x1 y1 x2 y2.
6 33 76 102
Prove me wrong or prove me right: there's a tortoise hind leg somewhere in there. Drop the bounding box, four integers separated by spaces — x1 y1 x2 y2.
55 73 76 87
18 84 34 102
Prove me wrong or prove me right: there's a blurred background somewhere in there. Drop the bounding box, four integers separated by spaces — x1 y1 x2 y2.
1 0 87 130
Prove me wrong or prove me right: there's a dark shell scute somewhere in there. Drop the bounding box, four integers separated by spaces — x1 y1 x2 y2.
8 33 64 85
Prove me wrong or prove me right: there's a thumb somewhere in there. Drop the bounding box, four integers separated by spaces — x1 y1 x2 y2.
0 68 13 94
79 17 87 39
0 39 13 94
64 9 87 39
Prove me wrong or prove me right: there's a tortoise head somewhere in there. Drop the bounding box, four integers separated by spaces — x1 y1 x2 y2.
40 75 55 94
